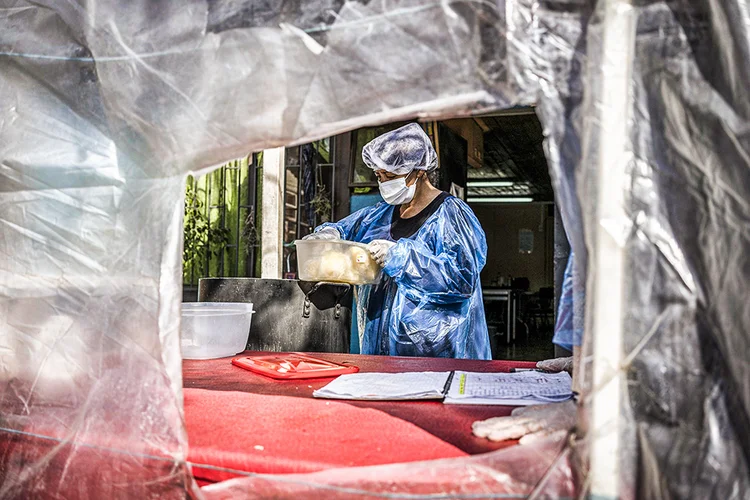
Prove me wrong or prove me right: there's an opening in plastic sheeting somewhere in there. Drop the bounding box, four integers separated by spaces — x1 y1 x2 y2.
2 0 750 499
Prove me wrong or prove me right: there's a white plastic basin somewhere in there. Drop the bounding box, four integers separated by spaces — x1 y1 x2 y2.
295 239 380 284
181 302 254 360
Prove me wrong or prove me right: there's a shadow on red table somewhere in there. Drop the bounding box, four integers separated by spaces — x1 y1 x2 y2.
184 388 468 483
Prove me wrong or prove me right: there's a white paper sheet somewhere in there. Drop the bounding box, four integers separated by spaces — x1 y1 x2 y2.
313 372 452 400
444 371 573 406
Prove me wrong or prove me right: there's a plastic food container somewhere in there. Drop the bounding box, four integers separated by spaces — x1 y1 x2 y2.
295 240 380 285
181 302 255 360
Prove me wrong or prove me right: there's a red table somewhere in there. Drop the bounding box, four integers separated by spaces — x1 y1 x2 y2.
183 351 536 484
0 352 548 497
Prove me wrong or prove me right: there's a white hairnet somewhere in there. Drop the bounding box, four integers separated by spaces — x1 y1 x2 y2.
362 123 438 175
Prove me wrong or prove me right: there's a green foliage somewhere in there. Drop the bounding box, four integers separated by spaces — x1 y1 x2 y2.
241 209 259 255
183 178 231 282
182 155 263 285
253 166 263 273
310 183 332 223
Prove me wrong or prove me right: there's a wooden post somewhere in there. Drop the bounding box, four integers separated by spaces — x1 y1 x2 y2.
588 0 635 497
261 147 285 279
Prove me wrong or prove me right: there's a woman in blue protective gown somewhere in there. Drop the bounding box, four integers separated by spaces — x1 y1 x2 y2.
303 123 491 359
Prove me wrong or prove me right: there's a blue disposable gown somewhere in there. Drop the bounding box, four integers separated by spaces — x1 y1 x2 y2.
552 252 584 351
318 196 491 359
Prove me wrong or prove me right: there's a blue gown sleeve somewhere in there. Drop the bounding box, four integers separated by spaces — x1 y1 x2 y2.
314 204 380 241
552 251 583 350
383 198 487 305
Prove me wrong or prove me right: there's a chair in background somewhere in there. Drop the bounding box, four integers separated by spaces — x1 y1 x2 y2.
512 277 530 291
524 287 555 336
511 277 530 339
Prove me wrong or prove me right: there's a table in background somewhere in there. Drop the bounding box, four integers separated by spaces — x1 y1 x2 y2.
482 288 518 344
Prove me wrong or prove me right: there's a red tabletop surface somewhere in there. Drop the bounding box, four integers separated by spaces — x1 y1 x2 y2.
183 351 537 456
0 352 543 495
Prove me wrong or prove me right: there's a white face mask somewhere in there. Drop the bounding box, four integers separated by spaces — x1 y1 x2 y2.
378 175 417 205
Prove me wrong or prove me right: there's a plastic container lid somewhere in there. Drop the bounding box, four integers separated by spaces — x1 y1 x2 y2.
232 353 359 379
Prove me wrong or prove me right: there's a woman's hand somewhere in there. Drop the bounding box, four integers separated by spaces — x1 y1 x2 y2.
472 400 576 445
536 357 573 374
367 240 396 266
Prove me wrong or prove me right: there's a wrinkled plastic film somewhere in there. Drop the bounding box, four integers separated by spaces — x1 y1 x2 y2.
1 0 749 498
575 1 750 498
199 436 576 499
0 1 526 496
0 8 192 492
353 285 369 354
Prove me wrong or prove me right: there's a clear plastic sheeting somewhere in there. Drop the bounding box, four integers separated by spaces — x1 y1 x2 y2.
0 0 749 499
634 3 747 498
199 435 576 499
573 1 750 498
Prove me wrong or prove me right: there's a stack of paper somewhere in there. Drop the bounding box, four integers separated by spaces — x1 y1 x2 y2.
444 371 573 406
313 372 452 400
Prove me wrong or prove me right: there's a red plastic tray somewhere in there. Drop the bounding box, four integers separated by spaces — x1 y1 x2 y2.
232 353 359 379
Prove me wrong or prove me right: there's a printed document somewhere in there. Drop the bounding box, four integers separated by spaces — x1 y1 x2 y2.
444 371 573 406
313 372 452 400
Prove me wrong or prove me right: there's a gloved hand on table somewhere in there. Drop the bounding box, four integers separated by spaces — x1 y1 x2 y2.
472 400 576 445
536 356 573 374
302 227 341 241
367 240 396 267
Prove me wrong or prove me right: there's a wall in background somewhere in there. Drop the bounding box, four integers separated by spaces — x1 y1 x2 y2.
471 204 554 292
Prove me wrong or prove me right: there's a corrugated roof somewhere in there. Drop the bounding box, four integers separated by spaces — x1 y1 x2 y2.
468 112 553 201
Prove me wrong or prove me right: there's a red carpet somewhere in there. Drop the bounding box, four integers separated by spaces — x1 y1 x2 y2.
184 388 468 483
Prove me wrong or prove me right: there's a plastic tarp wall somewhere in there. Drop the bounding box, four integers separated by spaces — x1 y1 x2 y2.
1 0 749 498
